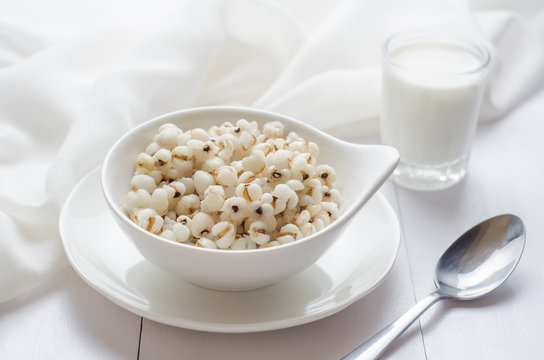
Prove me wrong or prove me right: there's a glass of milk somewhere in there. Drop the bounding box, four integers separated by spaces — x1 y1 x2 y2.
380 32 490 190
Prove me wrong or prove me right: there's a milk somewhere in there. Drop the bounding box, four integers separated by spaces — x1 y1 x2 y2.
380 43 487 166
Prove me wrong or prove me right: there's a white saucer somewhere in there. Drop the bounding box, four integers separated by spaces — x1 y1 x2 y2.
59 168 400 333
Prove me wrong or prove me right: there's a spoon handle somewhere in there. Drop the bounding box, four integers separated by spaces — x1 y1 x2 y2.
342 291 444 360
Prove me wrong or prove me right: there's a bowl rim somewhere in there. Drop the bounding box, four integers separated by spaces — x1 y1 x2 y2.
101 105 396 255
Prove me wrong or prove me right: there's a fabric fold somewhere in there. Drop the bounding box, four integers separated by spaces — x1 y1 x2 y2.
0 0 543 303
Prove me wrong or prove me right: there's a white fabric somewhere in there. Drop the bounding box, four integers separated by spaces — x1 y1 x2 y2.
0 0 543 303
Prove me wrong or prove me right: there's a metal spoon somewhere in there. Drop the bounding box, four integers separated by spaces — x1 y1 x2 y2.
342 214 525 360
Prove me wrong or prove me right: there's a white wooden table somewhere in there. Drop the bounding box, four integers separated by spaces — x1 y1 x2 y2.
1 86 542 359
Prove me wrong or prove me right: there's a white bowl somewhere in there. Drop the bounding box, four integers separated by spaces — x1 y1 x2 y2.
101 106 399 291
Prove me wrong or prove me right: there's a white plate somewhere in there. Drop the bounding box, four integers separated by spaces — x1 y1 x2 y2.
60 168 400 333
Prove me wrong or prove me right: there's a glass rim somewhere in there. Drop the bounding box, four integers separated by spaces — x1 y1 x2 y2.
382 31 491 75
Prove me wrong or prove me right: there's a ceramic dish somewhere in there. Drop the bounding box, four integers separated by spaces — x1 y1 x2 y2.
101 106 399 290
60 168 401 332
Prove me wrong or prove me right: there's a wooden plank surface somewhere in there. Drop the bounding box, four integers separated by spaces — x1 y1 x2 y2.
0 268 141 360
1 90 543 360
396 89 544 360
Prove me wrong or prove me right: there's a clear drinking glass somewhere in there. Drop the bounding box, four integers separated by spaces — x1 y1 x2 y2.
380 31 490 191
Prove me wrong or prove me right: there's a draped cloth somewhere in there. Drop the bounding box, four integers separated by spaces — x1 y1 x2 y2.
1 0 543 303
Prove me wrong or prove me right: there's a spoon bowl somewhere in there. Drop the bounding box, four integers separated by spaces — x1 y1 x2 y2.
344 214 526 360
435 214 525 299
